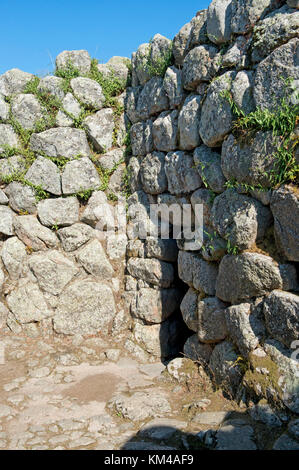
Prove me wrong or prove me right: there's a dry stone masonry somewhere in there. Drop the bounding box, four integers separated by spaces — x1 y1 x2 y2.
0 0 298 450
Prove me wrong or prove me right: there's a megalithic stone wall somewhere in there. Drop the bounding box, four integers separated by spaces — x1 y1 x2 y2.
0 0 299 411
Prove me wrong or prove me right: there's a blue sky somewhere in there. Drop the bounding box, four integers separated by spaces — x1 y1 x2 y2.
0 0 210 76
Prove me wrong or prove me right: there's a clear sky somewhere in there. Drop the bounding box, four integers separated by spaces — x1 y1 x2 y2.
0 0 210 76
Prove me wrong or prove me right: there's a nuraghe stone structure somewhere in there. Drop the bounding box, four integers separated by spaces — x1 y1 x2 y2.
0 0 299 448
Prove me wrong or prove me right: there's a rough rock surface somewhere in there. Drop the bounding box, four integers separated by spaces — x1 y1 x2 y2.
199 72 234 147
54 280 116 335
61 157 100 195
221 132 279 188
270 185 299 262
30 128 90 159
254 39 299 110
37 197 79 227
25 156 61 196
264 290 299 348
178 95 201 151
165 151 201 195
216 253 282 303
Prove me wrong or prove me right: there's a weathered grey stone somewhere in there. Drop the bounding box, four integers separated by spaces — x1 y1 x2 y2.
187 10 209 49
136 77 169 120
76 239 114 279
231 70 255 114
131 120 153 156
207 0 233 44
0 156 26 181
1 237 27 280
13 215 58 251
107 163 125 194
127 258 174 288
11 94 43 130
178 95 201 151
29 250 78 295
140 151 167 194
5 182 37 214
216 253 283 303
191 188 214 229
124 86 142 124
184 335 213 363
131 44 151 86
37 76 65 100
131 287 180 324
56 92 81 127
226 303 265 357
279 264 299 292
264 290 299 348
61 157 100 195
288 0 299 7
0 301 8 329
182 45 220 90
110 391 171 421
0 124 20 153
0 189 8 205
231 0 280 34
163 67 185 109
193 411 229 426
222 36 250 68
181 288 198 332
30 128 90 159
126 190 159 240
80 190 115 229
133 316 182 359
0 95 9 121
25 156 61 196
0 206 14 236
194 145 226 193
104 56 130 83
165 151 202 195
57 223 94 252
273 434 299 450
132 35 172 86
0 69 34 97
106 233 127 260
56 50 91 74
198 297 228 343
7 281 53 323
209 340 243 395
37 197 79 227
221 131 278 188
167 357 199 383
212 189 272 250
199 71 235 147
145 237 178 262
54 280 116 335
254 39 299 110
264 339 299 414
97 148 124 171
84 108 114 152
251 6 299 63
216 423 257 450
271 185 299 262
249 402 282 427
178 251 218 295
288 419 299 440
173 21 193 66
152 110 178 152
201 236 227 262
